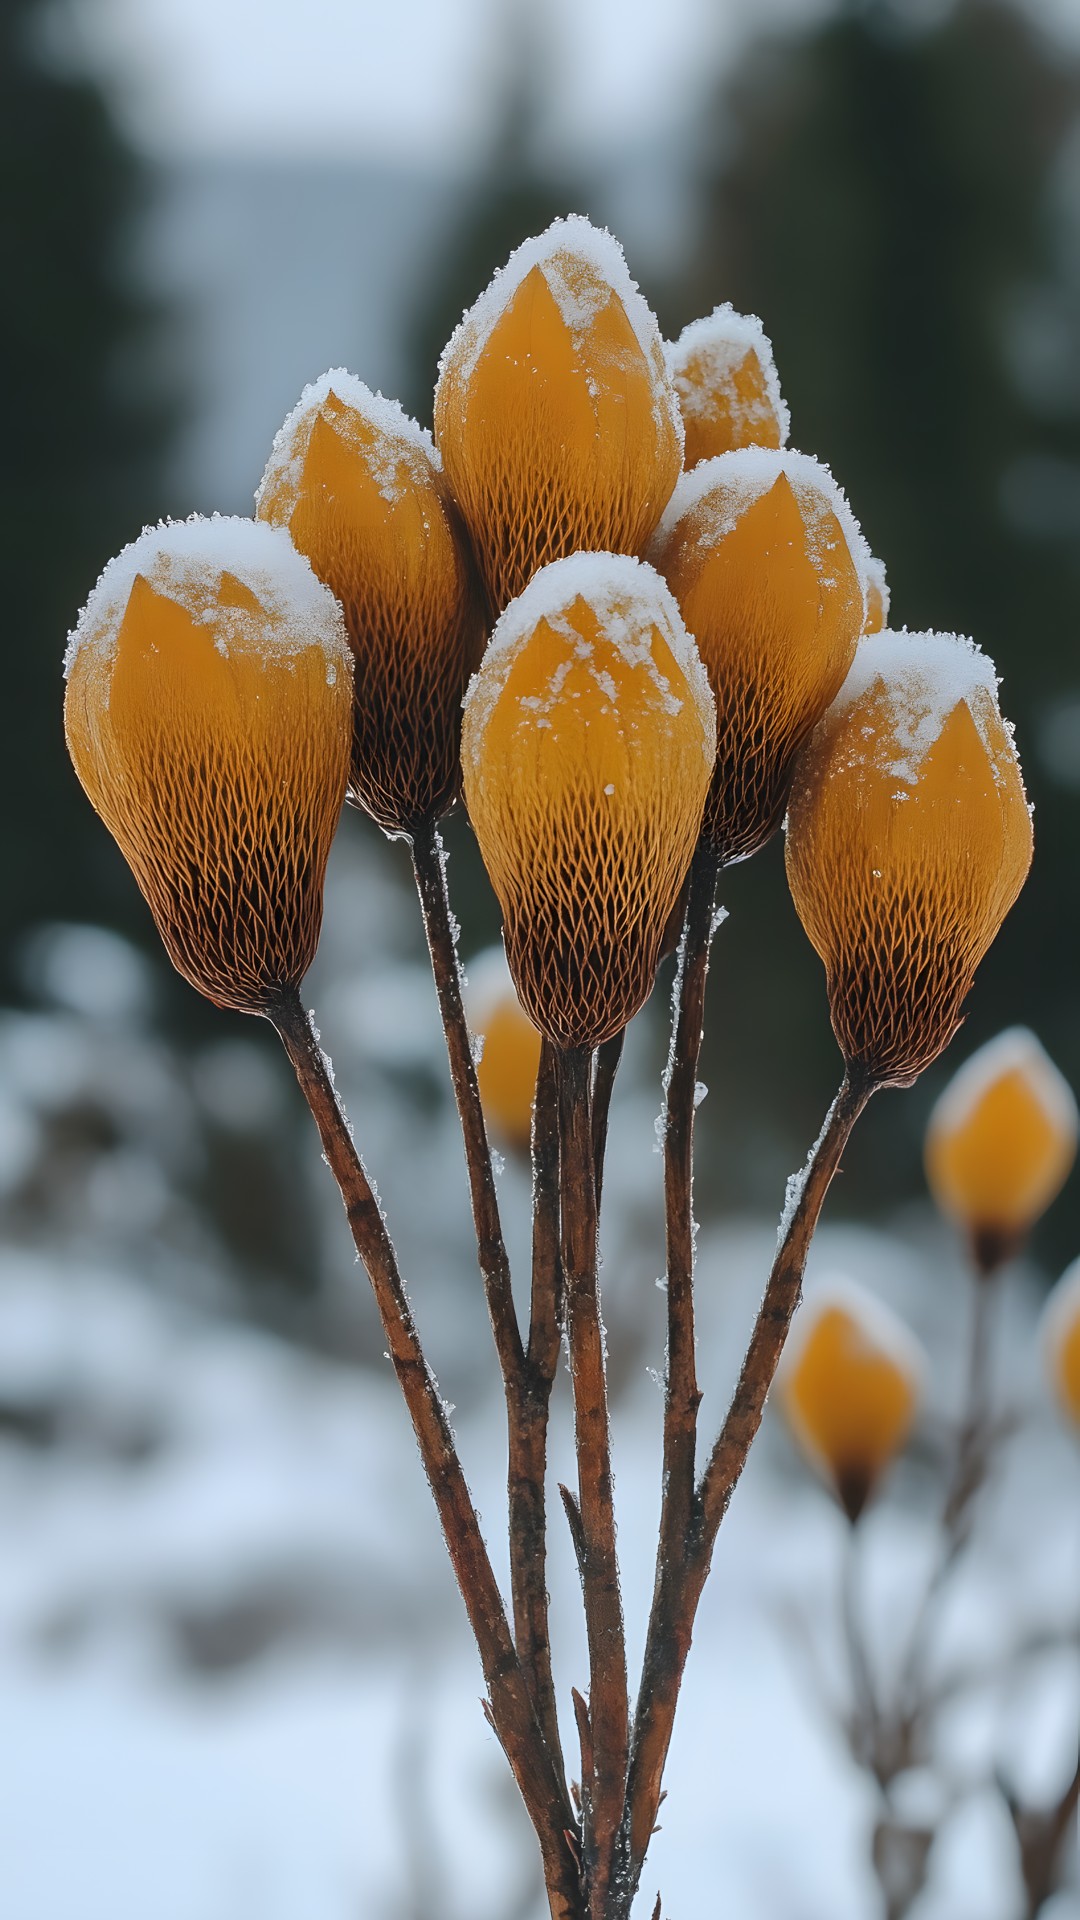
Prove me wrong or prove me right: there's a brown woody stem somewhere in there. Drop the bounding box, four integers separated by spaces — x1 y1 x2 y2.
270 990 580 1920
557 1044 629 1919
592 1031 625 1213
624 1067 874 1887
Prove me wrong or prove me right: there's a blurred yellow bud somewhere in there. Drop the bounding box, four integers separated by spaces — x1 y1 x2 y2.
786 632 1033 1090
64 518 352 1015
465 947 542 1153
1041 1258 1080 1429
665 305 789 467
434 216 683 614
779 1280 925 1522
925 1030 1077 1273
461 553 716 1051
256 371 484 836
863 555 890 635
652 449 868 862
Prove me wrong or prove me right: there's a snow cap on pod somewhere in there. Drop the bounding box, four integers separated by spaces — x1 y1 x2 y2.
779 1278 925 1522
435 217 683 615
863 554 890 635
1041 1258 1080 1430
462 552 716 1051
65 515 353 1014
256 369 485 836
925 1030 1077 1275
785 631 1033 1090
652 447 869 863
665 304 789 467
465 945 543 1154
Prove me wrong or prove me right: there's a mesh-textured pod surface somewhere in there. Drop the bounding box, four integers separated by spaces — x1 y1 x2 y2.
462 553 716 1051
434 217 683 615
64 518 353 1015
665 305 789 468
779 1280 924 1522
925 1029 1077 1243
786 632 1033 1089
652 449 867 863
257 372 484 836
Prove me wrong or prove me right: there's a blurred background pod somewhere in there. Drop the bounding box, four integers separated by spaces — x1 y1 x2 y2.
434 216 683 615
925 1028 1078 1275
461 552 715 1051
665 304 789 468
64 517 353 1015
777 1278 925 1523
256 372 485 837
651 447 868 865
785 631 1033 1090
463 946 542 1155
1040 1257 1080 1429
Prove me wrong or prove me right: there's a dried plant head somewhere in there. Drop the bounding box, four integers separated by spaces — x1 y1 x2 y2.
651 448 869 862
434 216 683 615
465 946 543 1153
665 304 789 467
64 517 353 1015
786 632 1033 1090
925 1030 1077 1274
256 371 484 836
863 554 890 635
779 1279 924 1522
1041 1258 1080 1430
462 553 716 1051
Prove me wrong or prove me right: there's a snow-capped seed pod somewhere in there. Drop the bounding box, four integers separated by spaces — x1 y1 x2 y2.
1041 1258 1080 1429
665 304 789 468
461 553 716 1051
786 632 1033 1091
925 1031 1077 1274
778 1280 925 1522
435 216 683 615
64 518 353 1015
863 555 890 635
465 946 542 1153
256 371 484 836
651 448 868 863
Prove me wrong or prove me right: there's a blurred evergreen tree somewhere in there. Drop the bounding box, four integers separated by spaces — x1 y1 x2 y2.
0 0 174 991
658 0 1080 1260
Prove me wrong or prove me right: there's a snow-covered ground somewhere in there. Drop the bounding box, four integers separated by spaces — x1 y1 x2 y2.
1 828 1077 1920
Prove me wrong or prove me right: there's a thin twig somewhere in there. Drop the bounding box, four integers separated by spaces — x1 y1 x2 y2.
840 1520 880 1774
270 990 580 1920
557 1044 629 1920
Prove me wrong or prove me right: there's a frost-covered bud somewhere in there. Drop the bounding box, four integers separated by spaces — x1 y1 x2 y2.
786 633 1033 1090
665 305 789 468
651 448 868 863
863 555 890 635
256 371 484 836
778 1280 924 1522
64 518 352 1015
465 946 542 1153
1041 1259 1080 1429
925 1031 1077 1274
435 217 683 615
461 553 716 1051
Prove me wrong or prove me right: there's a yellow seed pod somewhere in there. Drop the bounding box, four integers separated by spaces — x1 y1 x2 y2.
465 946 543 1153
1041 1258 1080 1429
925 1030 1077 1272
461 553 716 1051
64 517 353 1015
651 448 868 862
256 370 484 836
786 632 1033 1090
665 304 789 467
779 1279 925 1521
434 216 683 614
863 555 890 635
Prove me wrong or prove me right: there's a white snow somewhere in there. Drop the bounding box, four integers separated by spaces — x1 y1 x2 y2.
665 303 790 445
828 629 1007 787
653 445 873 610
864 552 890 626
255 367 439 515
65 515 351 681
927 1029 1078 1156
